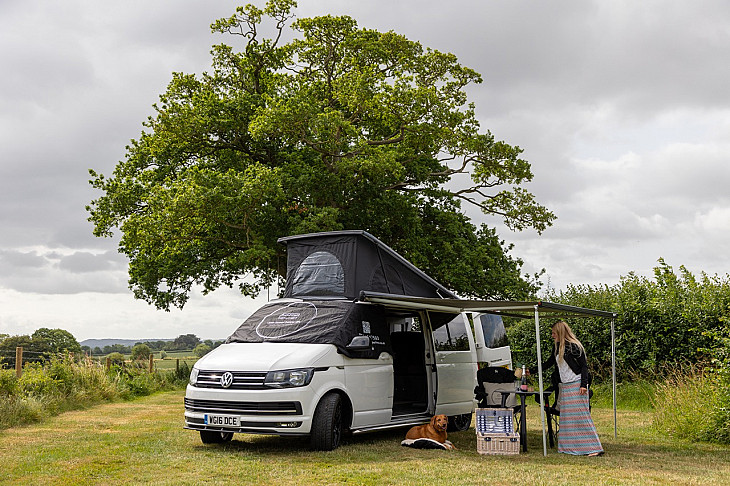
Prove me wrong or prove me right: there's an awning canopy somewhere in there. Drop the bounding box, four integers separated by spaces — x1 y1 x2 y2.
359 291 618 457
358 291 616 319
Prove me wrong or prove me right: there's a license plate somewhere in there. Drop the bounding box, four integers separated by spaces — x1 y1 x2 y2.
204 414 239 427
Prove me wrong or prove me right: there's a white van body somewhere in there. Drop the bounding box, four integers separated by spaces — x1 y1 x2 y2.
184 300 512 450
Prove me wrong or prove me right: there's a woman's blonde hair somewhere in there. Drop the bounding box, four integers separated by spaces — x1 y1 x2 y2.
552 320 584 362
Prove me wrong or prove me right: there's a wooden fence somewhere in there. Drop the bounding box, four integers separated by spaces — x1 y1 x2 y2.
8 347 194 378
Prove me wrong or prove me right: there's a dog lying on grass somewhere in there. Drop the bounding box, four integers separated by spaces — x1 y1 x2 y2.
404 414 455 450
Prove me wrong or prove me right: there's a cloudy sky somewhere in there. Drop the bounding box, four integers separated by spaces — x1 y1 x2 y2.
1 0 729 342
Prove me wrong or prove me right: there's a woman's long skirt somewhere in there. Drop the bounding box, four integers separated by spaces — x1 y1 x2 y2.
557 380 603 455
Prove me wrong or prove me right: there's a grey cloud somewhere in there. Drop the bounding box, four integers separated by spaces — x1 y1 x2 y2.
0 249 47 269
0 248 128 294
57 250 125 273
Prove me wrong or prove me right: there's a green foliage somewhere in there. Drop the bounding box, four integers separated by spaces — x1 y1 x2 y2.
651 367 722 443
106 352 126 365
131 343 152 361
31 328 81 354
193 343 212 357
171 334 201 350
0 368 19 396
87 0 554 310
509 259 730 380
0 335 51 365
0 355 189 429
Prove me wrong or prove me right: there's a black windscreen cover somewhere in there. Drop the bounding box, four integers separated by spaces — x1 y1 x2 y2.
226 300 391 359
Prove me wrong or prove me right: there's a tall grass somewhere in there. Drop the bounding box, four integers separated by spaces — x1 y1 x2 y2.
0 355 190 429
651 366 726 443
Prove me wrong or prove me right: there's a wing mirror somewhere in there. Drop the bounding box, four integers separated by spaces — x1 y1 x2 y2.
346 335 372 350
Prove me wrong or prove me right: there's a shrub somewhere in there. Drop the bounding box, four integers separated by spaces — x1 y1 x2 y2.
107 352 125 365
131 344 152 361
193 344 211 357
0 368 19 396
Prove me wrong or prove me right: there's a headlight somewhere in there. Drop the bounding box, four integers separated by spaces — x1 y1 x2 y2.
189 367 199 386
264 368 315 388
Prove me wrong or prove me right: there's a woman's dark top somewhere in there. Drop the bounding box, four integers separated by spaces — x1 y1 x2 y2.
542 342 592 388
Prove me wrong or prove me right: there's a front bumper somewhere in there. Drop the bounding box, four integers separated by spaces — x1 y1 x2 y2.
183 384 318 436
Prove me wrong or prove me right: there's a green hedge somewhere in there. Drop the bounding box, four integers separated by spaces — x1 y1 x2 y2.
508 259 730 380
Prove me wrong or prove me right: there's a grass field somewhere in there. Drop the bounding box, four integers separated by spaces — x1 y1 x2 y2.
1 390 729 485
91 350 199 370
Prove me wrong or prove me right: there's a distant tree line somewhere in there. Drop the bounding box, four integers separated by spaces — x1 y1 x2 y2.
85 334 224 356
0 328 82 365
1 330 224 366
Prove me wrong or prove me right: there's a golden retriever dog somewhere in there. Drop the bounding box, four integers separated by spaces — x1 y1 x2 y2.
405 414 455 449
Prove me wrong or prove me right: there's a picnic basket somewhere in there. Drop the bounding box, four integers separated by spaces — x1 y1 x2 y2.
475 408 519 455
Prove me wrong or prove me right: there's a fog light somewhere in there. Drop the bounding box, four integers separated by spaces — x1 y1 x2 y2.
277 422 301 428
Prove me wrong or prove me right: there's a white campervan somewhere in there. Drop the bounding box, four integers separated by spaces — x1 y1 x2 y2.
184 231 512 450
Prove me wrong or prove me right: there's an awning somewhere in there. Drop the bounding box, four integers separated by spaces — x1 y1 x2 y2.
359 291 618 457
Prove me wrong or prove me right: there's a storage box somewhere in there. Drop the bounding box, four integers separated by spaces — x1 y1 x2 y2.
475 408 514 434
476 432 520 455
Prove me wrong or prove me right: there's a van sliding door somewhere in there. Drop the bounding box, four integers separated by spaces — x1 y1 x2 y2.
431 313 478 417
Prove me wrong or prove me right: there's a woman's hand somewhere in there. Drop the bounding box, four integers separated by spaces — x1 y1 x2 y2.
579 387 588 395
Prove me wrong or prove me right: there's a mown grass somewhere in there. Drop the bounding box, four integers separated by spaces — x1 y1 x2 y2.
1 389 729 486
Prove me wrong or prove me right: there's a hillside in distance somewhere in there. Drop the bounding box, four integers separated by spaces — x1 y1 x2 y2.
80 338 173 349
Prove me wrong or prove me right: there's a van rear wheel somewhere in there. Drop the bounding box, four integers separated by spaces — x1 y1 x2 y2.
200 430 234 444
310 393 343 451
447 413 472 432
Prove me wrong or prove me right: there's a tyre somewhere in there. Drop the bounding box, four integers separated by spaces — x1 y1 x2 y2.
200 430 234 444
310 393 343 451
447 412 472 432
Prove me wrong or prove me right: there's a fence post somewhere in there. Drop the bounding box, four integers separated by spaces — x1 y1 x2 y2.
149 354 154 373
15 346 23 378
176 358 180 373
106 357 111 371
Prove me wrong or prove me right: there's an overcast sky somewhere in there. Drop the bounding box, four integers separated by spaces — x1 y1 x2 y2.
1 0 729 342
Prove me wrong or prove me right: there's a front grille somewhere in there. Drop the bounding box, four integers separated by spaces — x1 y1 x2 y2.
184 398 302 415
195 370 268 389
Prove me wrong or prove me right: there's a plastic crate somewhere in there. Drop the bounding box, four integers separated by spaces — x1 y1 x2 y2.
475 408 514 434
476 432 520 455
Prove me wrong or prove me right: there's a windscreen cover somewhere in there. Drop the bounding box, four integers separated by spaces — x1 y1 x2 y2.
226 300 391 359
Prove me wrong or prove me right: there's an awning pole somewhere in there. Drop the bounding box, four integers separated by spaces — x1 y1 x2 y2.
611 315 617 438
535 305 547 456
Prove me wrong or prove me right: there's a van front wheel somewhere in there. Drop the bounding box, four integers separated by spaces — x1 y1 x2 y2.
447 413 472 432
310 393 343 451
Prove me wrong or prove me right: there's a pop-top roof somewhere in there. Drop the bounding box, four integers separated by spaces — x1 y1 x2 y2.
277 230 457 300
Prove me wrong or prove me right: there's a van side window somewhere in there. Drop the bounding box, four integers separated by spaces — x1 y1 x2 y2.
479 314 509 348
292 251 345 297
433 316 470 351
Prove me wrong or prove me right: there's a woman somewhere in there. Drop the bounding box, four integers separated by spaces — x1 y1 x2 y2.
542 320 604 456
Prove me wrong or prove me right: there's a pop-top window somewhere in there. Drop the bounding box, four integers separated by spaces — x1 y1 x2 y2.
433 315 470 351
479 314 509 348
291 251 345 297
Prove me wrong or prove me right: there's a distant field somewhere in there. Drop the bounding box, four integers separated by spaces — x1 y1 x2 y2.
90 349 199 370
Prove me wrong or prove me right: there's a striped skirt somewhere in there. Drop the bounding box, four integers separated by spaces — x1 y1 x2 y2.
557 380 603 455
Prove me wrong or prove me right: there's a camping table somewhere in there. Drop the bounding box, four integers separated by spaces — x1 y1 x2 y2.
499 390 555 452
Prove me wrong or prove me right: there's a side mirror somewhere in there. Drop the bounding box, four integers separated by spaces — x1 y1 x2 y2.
346 335 372 350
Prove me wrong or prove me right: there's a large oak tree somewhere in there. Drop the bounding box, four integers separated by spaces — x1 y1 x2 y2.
88 0 555 310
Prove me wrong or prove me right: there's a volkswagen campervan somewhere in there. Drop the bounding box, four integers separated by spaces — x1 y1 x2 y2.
184 231 512 450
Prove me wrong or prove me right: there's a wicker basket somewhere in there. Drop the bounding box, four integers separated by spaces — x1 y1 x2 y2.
476 432 520 455
475 408 515 434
